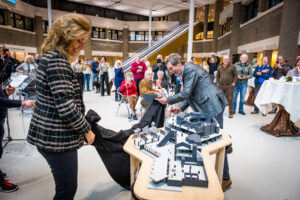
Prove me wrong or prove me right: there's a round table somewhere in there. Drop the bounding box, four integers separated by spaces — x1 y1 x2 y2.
254 80 300 137
244 77 255 106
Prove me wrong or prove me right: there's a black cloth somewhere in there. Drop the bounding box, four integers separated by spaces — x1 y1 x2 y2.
85 101 166 190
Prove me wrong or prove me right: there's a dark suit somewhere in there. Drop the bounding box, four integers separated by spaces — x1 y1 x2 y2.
167 63 228 117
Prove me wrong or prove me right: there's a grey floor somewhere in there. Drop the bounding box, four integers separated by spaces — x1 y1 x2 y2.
1 91 300 200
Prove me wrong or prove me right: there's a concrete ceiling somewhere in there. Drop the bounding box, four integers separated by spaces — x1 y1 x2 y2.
68 0 216 17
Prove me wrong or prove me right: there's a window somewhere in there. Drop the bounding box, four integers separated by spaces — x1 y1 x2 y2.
92 27 106 39
244 0 258 22
130 31 135 41
268 0 283 8
0 9 4 25
136 31 145 41
43 21 48 33
110 30 122 40
10 13 33 31
155 31 163 40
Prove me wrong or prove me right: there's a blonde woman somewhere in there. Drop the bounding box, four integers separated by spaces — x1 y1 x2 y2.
27 14 95 200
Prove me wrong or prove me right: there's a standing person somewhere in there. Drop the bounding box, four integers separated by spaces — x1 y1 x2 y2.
11 52 20 72
152 54 167 81
200 59 209 72
155 53 232 191
114 60 124 101
27 14 95 200
251 57 273 115
0 84 35 192
83 58 92 91
71 58 85 90
131 54 147 95
120 72 138 120
91 57 99 90
273 55 292 79
216 55 238 118
99 56 110 96
0 49 13 83
34 53 40 65
143 56 151 69
16 55 37 74
190 56 196 64
233 54 253 115
207 53 220 81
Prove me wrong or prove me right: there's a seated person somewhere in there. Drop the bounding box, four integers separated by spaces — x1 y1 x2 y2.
154 71 168 94
139 70 160 108
119 72 138 120
287 58 300 77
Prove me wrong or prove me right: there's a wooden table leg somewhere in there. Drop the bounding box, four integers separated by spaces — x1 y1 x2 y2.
215 147 225 183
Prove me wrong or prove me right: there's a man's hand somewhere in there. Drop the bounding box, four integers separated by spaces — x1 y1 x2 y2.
170 107 182 114
6 85 15 95
85 130 95 145
232 83 236 87
24 100 35 108
262 69 269 73
256 71 262 76
238 75 245 79
155 96 167 105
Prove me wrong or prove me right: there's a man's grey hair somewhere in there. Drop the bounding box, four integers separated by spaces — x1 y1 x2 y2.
240 54 248 59
144 69 153 77
165 53 185 66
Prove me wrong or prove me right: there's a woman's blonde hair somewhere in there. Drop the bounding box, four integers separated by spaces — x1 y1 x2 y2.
42 14 91 59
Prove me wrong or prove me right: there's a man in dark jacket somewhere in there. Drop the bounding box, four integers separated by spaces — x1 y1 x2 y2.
152 54 167 81
156 53 232 191
0 83 35 192
0 49 13 84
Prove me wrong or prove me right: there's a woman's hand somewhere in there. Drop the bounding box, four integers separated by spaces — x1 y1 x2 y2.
85 130 95 145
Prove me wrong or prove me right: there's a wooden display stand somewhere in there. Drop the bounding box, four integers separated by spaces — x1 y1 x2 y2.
123 130 232 200
244 86 255 106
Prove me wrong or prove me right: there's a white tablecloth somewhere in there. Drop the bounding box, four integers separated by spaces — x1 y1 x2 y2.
248 77 255 88
254 80 300 122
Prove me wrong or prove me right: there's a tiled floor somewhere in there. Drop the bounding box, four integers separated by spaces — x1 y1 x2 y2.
1 91 300 200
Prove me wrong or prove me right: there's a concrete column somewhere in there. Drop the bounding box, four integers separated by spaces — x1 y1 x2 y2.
203 4 209 40
278 0 300 66
225 17 231 32
34 16 44 55
263 50 273 65
247 53 254 65
230 1 242 62
122 27 129 59
187 0 194 62
84 34 92 59
258 0 269 13
3 9 12 26
47 0 52 28
212 0 221 52
106 29 110 40
151 31 155 41
148 8 152 47
179 10 189 25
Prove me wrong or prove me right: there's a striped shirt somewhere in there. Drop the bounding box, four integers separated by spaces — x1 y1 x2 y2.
27 51 90 152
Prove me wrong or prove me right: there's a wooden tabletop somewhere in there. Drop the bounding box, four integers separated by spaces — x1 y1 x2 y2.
124 129 232 200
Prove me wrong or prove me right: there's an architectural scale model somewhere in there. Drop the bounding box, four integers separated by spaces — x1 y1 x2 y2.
133 112 222 192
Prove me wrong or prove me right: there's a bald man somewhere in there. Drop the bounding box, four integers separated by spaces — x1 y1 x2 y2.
216 55 238 118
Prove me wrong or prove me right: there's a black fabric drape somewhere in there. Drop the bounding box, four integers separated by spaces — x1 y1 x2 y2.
85 101 166 190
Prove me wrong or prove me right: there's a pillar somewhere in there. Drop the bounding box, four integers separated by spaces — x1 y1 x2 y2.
47 0 52 28
278 0 300 66
203 4 209 40
106 29 110 40
212 0 221 52
187 0 194 62
262 50 272 65
84 33 92 59
258 0 269 14
34 16 44 55
230 1 242 62
225 17 231 32
122 27 129 59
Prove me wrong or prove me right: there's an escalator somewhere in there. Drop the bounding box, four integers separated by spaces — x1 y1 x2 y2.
123 22 200 72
